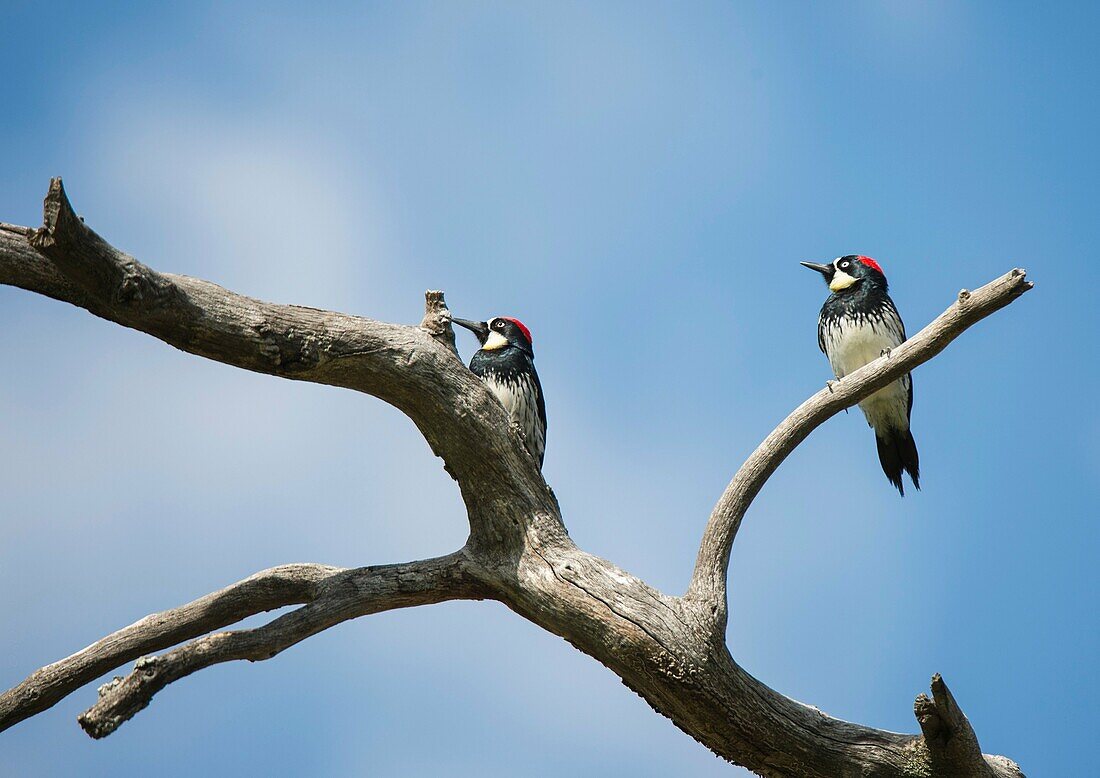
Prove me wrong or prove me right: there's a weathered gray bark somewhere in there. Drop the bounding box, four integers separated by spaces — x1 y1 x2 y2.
0 179 1032 776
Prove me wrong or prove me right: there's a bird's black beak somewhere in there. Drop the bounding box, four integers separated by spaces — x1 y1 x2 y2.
452 317 490 345
800 261 834 279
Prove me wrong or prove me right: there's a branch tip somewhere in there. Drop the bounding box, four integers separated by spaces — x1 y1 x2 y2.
30 177 82 252
44 177 70 228
911 673 1021 776
421 289 458 356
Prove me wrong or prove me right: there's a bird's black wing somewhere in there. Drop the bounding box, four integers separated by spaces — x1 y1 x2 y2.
531 362 548 466
888 296 914 422
816 303 828 354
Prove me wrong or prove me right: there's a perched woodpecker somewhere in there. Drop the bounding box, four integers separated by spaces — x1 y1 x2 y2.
801 255 920 495
452 315 547 467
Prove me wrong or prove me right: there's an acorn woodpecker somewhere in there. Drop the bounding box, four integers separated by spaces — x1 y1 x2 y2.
452 315 547 467
801 255 920 495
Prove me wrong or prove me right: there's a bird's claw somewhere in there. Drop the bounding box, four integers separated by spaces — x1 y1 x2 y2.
880 347 892 358
826 379 838 393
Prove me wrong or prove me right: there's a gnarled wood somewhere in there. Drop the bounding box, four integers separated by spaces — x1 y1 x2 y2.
0 180 1030 776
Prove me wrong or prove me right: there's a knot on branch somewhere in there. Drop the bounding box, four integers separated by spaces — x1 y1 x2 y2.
252 321 324 372
112 263 174 307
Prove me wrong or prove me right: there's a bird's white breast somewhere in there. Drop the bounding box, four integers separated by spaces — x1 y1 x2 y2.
484 373 546 458
823 317 901 379
823 316 910 431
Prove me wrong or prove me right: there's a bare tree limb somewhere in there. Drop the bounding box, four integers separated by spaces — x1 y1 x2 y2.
688 270 1033 630
0 180 1031 776
0 563 334 733
1 554 481 738
76 553 481 738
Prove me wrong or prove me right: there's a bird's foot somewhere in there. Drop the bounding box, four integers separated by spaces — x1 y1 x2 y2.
826 379 839 393
880 347 892 358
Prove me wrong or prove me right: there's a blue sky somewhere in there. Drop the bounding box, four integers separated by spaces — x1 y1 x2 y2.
1 2 1096 775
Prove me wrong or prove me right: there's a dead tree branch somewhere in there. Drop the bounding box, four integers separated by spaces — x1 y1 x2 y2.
0 563 335 733
76 553 481 738
0 180 1031 777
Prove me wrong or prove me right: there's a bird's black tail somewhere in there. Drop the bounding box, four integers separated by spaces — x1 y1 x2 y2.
875 428 920 496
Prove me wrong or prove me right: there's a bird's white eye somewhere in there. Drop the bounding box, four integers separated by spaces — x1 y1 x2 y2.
839 260 850 269
493 319 505 329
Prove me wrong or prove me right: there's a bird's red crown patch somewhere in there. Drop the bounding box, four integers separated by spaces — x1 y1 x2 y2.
856 256 884 275
500 317 532 344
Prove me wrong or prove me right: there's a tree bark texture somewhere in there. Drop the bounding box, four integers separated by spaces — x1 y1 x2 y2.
0 180 1033 776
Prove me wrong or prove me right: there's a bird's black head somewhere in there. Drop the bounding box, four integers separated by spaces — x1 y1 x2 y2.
800 255 888 294
452 316 534 355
